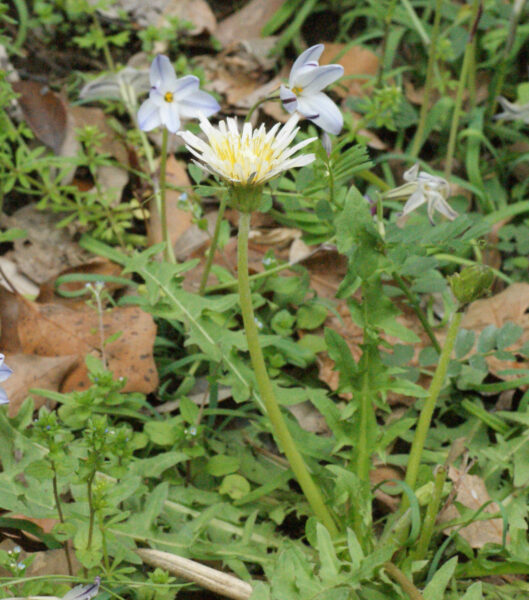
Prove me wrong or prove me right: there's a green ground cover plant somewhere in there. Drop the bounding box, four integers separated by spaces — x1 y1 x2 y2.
2 0 529 599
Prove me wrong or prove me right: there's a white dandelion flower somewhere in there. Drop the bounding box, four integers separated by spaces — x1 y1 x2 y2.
179 114 316 187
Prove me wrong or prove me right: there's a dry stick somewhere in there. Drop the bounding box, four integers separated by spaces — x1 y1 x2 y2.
137 548 252 600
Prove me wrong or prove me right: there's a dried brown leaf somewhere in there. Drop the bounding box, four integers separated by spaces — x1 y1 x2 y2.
460 283 529 379
1 291 158 394
320 43 380 98
3 353 78 417
215 0 286 47
12 81 68 154
156 0 217 35
439 465 507 548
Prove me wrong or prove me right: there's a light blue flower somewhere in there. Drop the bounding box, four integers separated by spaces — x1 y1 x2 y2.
280 44 344 135
138 55 220 134
62 576 101 600
385 164 458 224
0 353 12 405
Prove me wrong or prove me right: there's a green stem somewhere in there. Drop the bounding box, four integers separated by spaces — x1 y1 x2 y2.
393 272 441 354
410 0 443 158
357 169 391 192
245 95 280 123
159 128 176 263
86 474 95 550
444 0 481 178
434 253 513 285
199 195 228 295
400 0 430 46
384 562 425 600
412 465 446 561
237 210 338 535
205 260 296 293
376 0 398 87
51 462 73 576
404 311 462 496
486 0 527 119
93 10 155 174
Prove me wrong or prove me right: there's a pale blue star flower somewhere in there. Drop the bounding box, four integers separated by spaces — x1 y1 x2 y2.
495 96 529 124
0 353 12 405
62 576 101 600
137 55 220 134
385 164 458 224
280 44 344 135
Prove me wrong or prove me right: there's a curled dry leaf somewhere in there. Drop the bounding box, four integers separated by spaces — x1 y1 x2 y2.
439 465 508 548
0 256 40 297
0 205 90 285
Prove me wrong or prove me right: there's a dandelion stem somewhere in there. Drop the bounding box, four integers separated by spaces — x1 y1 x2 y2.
237 210 338 535
199 194 228 295
404 311 462 497
159 128 176 263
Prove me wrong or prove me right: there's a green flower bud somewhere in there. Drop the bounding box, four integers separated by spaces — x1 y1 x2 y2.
449 265 494 306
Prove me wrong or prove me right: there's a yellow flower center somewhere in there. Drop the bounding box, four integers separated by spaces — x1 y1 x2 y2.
164 91 174 103
292 86 303 95
212 132 275 183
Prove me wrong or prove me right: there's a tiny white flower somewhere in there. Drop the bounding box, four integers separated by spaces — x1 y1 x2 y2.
495 96 529 124
0 353 13 405
385 164 458 224
137 55 220 134
280 44 344 135
179 114 316 186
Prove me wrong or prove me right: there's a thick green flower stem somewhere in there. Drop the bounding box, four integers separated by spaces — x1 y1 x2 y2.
404 311 462 500
159 128 176 264
237 210 338 536
412 465 446 561
199 195 228 295
410 0 443 158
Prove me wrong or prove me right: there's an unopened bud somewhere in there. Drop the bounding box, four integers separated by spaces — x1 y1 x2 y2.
321 132 332 157
449 265 494 306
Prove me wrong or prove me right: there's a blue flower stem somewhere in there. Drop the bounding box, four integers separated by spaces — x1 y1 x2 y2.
199 194 228 295
159 128 176 264
237 210 338 536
